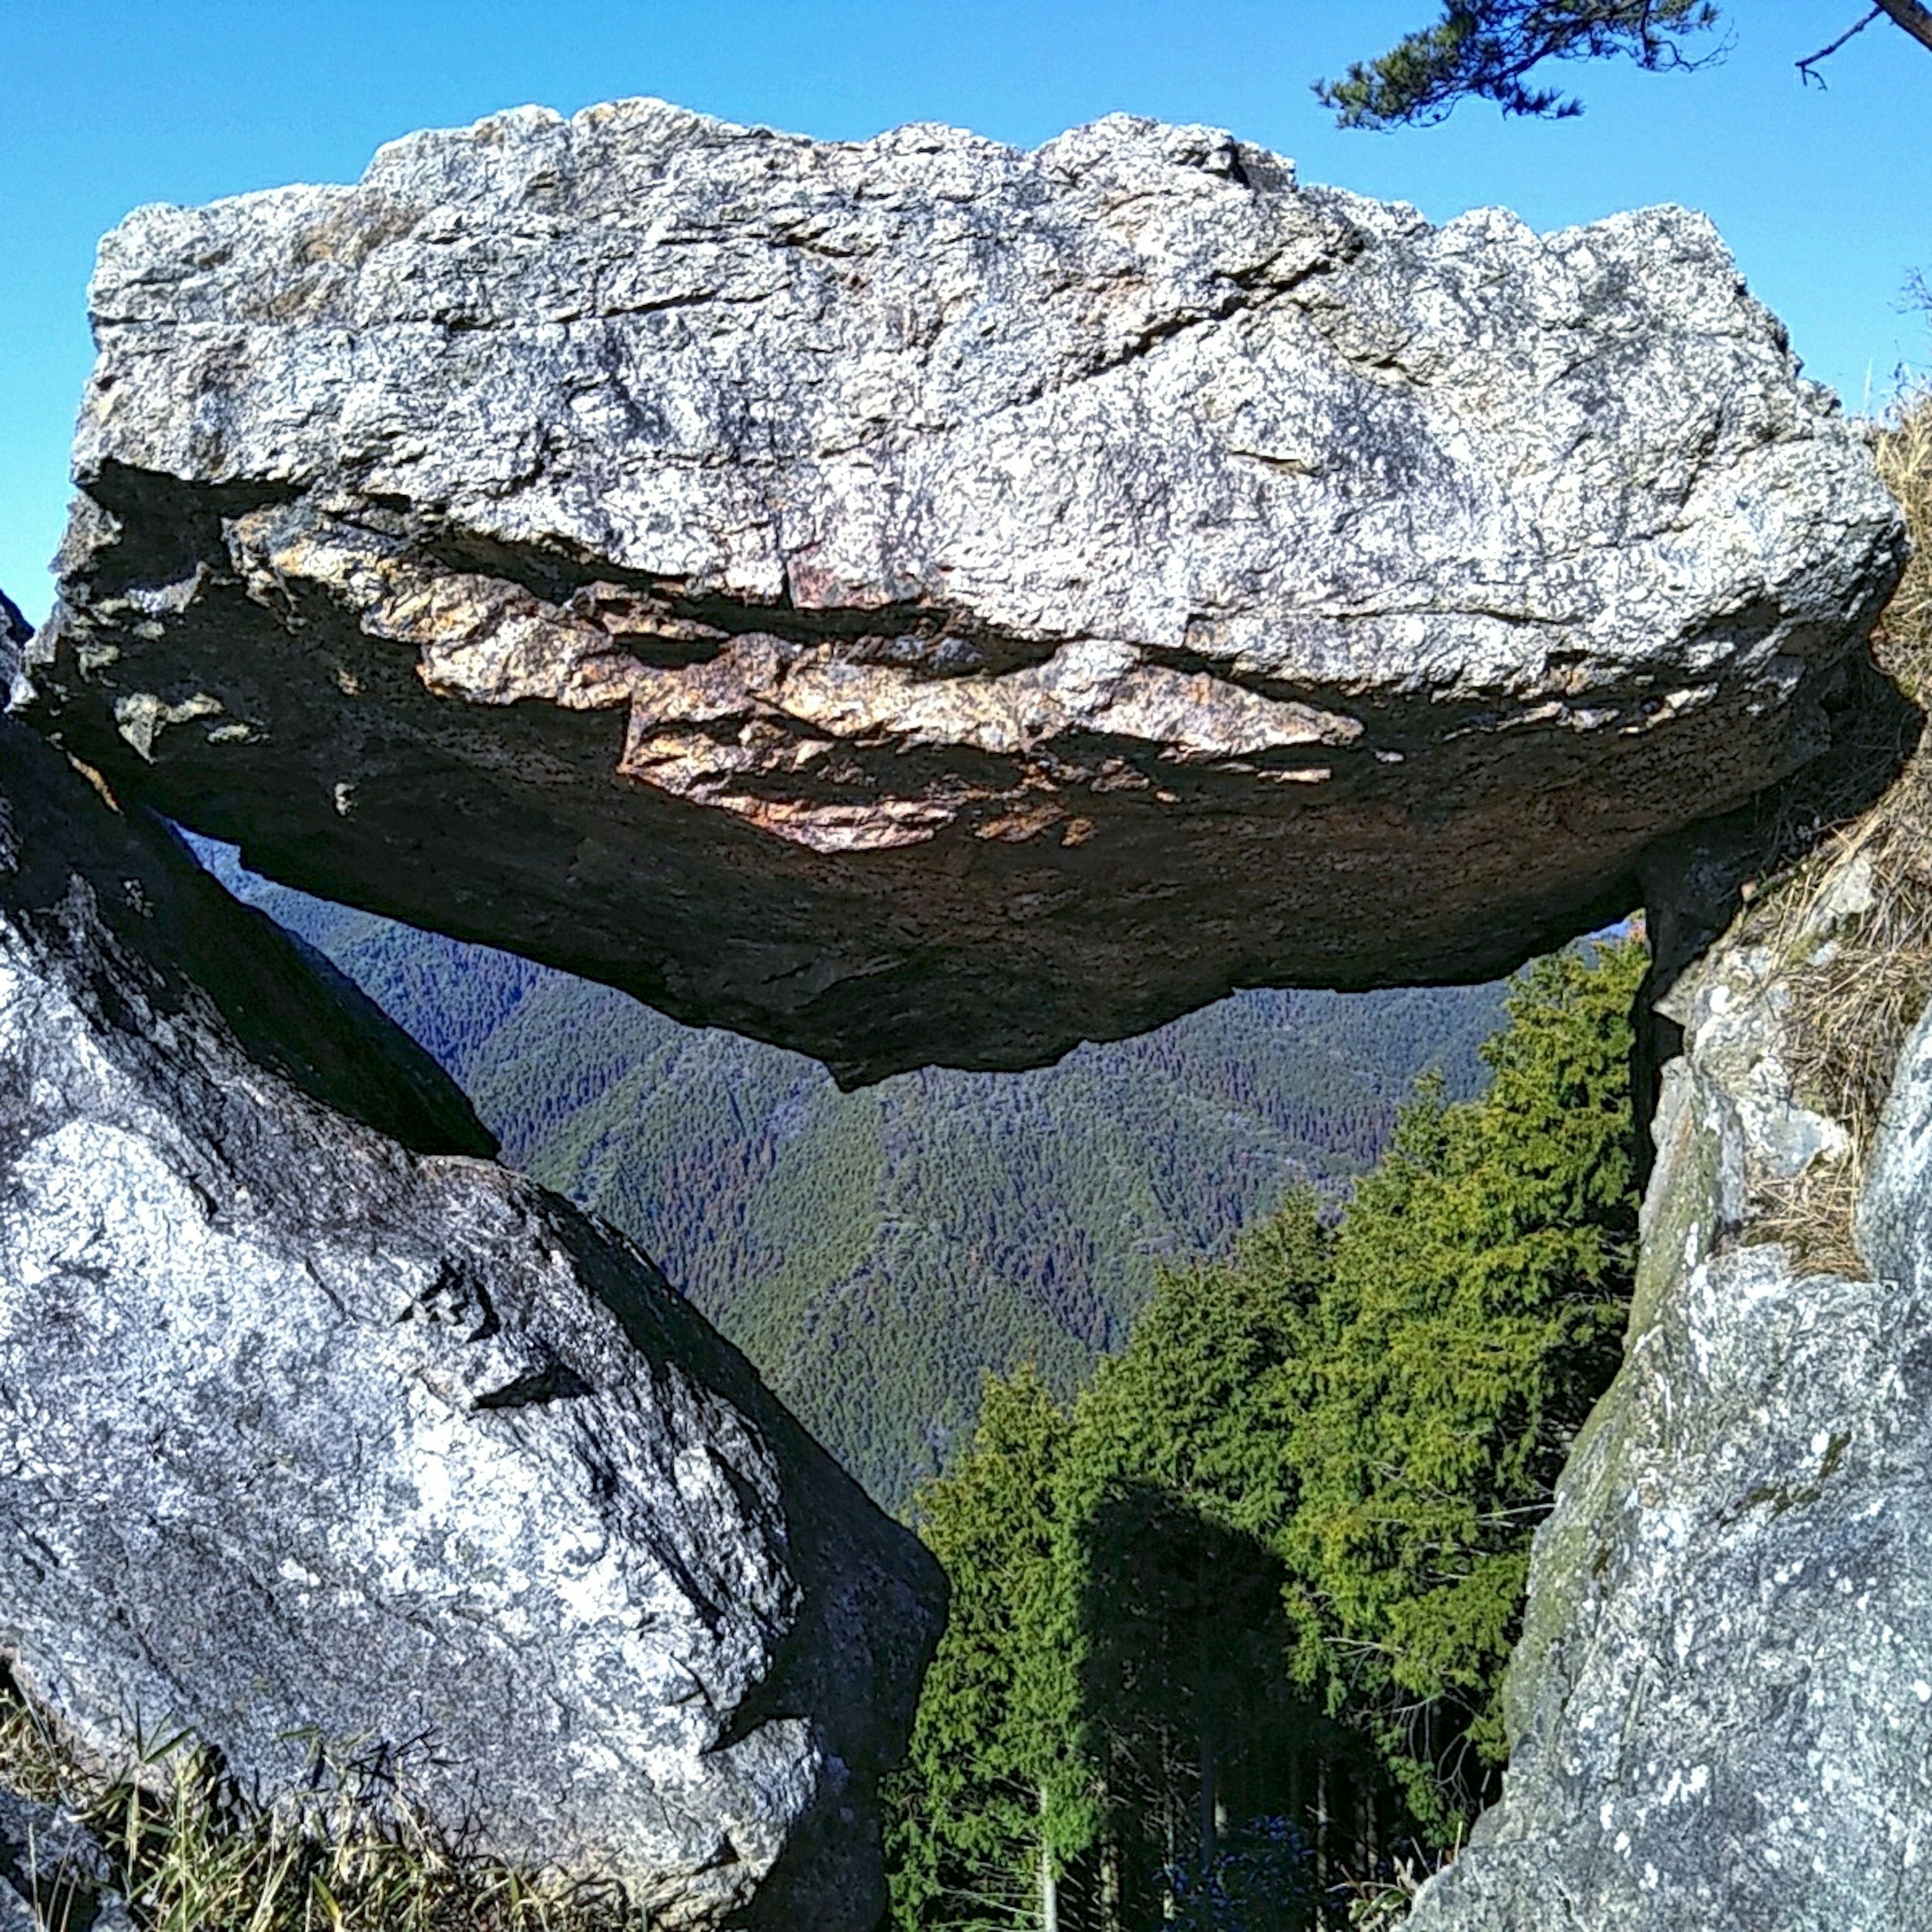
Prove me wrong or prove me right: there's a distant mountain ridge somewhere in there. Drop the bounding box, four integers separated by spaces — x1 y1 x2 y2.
194 840 1507 1508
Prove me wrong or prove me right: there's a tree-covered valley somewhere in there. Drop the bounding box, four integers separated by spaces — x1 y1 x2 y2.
191 841 1644 1923
888 937 1645 1929
194 842 1510 1511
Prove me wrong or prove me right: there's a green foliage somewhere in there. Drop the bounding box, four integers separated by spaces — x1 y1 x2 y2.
1317 1 1720 128
193 840 1507 1511
885 1366 1093 1931
888 936 1646 1923
1069 1186 1329 1549
1283 939 1646 1830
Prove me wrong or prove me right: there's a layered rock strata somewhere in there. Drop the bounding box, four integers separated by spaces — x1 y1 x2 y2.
1409 859 1932 1931
0 708 944 1928
22 99 1906 1082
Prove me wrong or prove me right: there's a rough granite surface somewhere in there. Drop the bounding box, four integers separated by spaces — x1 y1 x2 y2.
22 98 1907 1081
0 1785 132 1932
0 1777 132 1932
0 711 944 1929
1410 873 1932 1932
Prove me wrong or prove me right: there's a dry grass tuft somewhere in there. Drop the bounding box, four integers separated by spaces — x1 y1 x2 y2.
1752 1132 1868 1278
1331 1826 1462 1928
0 1676 640 1932
1875 390 1932 701
1753 390 1932 1270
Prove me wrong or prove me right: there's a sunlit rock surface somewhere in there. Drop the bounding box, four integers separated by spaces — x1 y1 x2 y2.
0 710 943 1929
22 98 1905 1081
1410 869 1932 1932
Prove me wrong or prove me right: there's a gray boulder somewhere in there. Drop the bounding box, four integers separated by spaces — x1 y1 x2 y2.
0 711 944 1928
1409 903 1932 1932
21 99 1905 1082
0 1785 132 1932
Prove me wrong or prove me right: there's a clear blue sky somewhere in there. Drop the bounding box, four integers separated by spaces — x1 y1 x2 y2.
4 0 1927 624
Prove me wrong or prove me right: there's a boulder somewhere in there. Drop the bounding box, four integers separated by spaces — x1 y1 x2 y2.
1407 882 1932 1931
0 709 944 1928
20 100 1905 1083
0 1783 133 1932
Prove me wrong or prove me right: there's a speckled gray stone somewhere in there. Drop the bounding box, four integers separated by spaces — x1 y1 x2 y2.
1411 938 1932 1932
0 1784 132 1932
21 98 1905 1082
0 707 943 1929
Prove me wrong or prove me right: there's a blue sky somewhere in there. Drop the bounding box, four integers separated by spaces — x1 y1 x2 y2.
3 0 1927 624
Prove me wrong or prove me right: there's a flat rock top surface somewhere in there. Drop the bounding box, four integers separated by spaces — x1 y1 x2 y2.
25 100 1906 1080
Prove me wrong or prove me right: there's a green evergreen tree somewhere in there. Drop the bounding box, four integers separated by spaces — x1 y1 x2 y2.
1062 1195 1334 1914
884 937 1648 1918
1281 938 1646 1832
1072 1188 1330 1539
886 1365 1097 1931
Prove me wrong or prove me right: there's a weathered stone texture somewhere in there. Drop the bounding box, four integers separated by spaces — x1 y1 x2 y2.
0 713 943 1929
1410 870 1932 1932
0 1784 132 1932
22 99 1905 1081
0 594 26 698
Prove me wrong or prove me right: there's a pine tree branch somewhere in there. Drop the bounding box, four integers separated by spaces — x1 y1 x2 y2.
1875 0 1932 54
1316 1 1722 128
1328 0 1932 128
1797 6 1884 84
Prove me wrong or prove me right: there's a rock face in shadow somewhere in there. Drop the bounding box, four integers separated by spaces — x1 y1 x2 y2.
0 712 945 1930
0 593 26 687
1407 877 1932 1931
0 1784 133 1932
21 99 1906 1083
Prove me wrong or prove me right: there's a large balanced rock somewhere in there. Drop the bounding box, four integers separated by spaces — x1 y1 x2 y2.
21 100 1905 1082
0 709 943 1928
1408 869 1932 1931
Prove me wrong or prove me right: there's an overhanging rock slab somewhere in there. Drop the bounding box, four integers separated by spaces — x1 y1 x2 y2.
22 99 1908 1081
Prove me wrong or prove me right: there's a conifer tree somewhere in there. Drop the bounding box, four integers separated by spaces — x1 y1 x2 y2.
886 1365 1097 1931
1281 938 1645 1832
1072 1188 1330 1538
884 937 1647 1917
1063 1194 1334 1911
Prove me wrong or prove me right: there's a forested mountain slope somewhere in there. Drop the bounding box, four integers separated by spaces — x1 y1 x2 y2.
195 842 1507 1508
887 940 1649 1929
